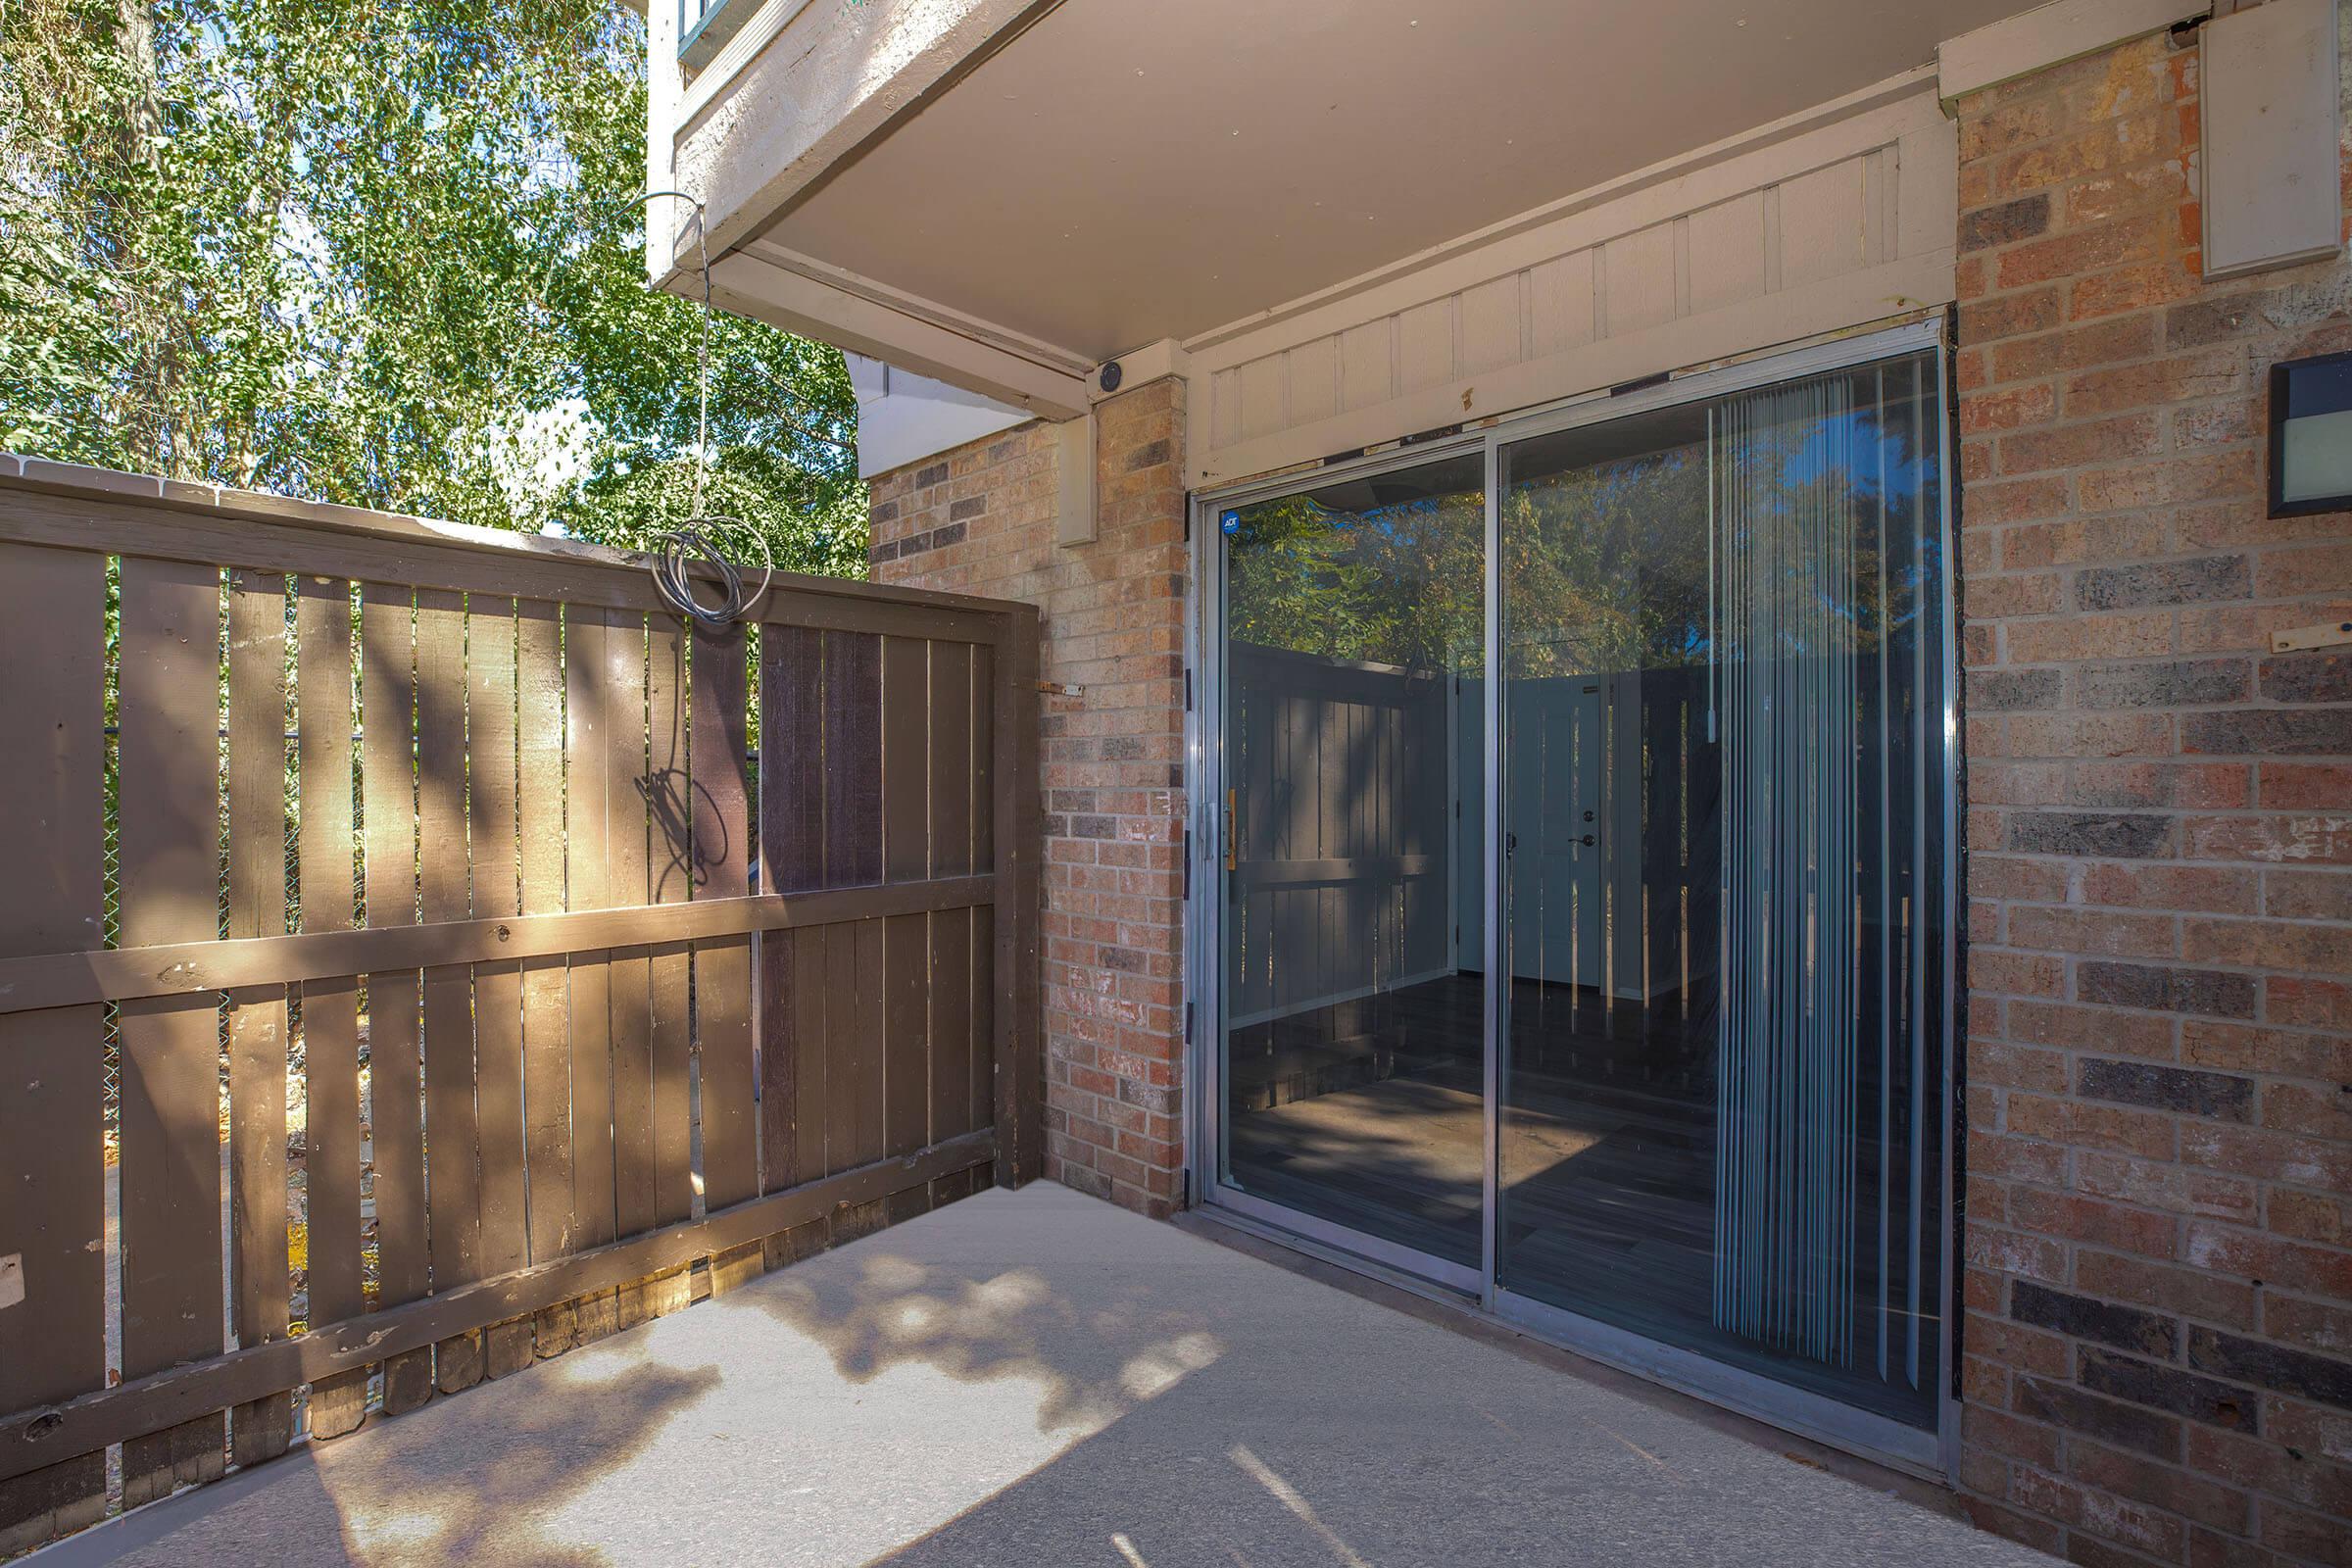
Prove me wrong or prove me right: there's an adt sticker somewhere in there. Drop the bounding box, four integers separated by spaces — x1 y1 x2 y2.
1220 511 1241 535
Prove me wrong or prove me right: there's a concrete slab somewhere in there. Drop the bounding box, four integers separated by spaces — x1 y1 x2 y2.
32 1184 2047 1567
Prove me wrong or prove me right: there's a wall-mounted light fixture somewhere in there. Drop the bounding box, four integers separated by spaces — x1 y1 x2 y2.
2270 352 2352 519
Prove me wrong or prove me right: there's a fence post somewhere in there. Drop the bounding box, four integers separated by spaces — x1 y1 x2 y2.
991 605 1044 1188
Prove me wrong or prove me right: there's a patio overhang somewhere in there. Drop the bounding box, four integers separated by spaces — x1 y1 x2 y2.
646 0 2172 451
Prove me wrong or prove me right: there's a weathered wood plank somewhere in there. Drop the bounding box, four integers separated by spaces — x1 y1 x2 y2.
0 1130 997 1486
927 643 977 1205
116 555 228 1502
0 543 107 1548
760 624 823 895
564 607 617 1251
693 622 757 1210
361 581 432 1415
0 875 997 1013
516 600 569 1269
416 589 483 1394
0 479 1013 644
224 570 293 1466
466 596 530 1377
295 578 368 1440
879 638 928 1218
826 631 883 886
993 612 1043 1187
882 636 928 884
607 613 657 1242
647 619 693 1227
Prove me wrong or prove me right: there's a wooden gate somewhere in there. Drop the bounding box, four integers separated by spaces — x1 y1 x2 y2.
0 462 1040 1547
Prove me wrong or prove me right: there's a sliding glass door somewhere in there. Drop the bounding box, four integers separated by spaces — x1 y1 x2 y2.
1214 455 1486 1279
1199 326 1952 1452
1494 349 1948 1433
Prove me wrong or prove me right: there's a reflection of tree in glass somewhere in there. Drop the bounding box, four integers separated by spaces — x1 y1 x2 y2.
1226 487 1482 673
1503 378 1934 683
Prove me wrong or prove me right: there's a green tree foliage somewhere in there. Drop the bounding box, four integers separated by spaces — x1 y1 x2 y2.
0 0 863 575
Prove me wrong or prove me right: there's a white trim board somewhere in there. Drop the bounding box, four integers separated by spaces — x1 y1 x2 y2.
1936 0 2206 105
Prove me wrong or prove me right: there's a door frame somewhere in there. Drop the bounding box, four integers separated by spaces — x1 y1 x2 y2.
1182 314 1958 1478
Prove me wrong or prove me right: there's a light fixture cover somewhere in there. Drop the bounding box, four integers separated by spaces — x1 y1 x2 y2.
2271 352 2352 519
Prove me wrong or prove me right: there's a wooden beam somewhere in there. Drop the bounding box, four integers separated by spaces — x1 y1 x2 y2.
0 876 997 1017
0 468 1015 638
0 1130 996 1484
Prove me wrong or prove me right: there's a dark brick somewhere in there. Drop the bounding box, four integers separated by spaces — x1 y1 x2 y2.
2187 1328 2352 1410
1049 789 1100 814
2081 1349 2259 1432
2260 653 2352 705
1067 814 1114 840
949 495 987 521
2017 1375 2182 1458
2074 660 2249 710
2077 961 2257 1020
930 520 966 548
2078 1059 2255 1121
2012 1281 2180 1358
1975 668 2064 710
869 539 901 563
2009 811 2174 858
1125 438 1172 471
913 462 950 490
871 500 899 523
1100 736 1145 760
2165 287 2288 352
2182 709 2352 757
2076 556 2250 611
1961 193 2052 252
986 434 1026 464
897 530 934 558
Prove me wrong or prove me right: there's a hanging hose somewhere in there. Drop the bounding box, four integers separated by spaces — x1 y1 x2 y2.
649 521 775 632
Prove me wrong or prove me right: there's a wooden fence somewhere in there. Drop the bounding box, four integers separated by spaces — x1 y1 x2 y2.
0 462 1041 1545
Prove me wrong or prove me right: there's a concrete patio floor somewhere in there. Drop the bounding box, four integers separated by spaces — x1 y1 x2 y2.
33 1183 2047 1568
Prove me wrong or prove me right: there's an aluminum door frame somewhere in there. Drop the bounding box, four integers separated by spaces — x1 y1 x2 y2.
1183 313 1959 1480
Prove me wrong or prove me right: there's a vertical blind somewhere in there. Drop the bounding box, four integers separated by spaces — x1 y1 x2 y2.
1709 361 1939 1394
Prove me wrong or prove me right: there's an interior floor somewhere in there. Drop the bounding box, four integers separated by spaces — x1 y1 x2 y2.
1223 972 1935 1428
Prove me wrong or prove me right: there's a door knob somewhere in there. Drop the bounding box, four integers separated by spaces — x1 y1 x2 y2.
1580 833 1596 848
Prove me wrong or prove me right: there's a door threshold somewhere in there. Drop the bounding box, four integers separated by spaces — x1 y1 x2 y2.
1175 1200 1956 1496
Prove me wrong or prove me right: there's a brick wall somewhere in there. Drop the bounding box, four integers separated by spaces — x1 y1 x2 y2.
1953 15 2352 1566
865 378 1189 1217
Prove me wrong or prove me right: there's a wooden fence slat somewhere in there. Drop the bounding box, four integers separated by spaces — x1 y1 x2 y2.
992 614 1042 1187
647 620 693 1227
295 578 367 1440
694 623 757 1209
467 596 530 1377
879 636 928 1220
516 602 571 1270
415 588 482 1394
827 632 883 886
361 582 432 1415
606 612 656 1243
0 543 107 1550
116 556 227 1504
564 607 617 1253
761 625 823 895
224 571 293 1467
927 641 978 1205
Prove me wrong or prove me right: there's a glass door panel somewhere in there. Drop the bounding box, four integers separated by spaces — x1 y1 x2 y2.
1217 454 1487 1270
1494 350 1948 1427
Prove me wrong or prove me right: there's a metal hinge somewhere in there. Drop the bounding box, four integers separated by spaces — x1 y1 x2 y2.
1182 828 1192 900
1185 669 1194 711
1185 1000 1196 1042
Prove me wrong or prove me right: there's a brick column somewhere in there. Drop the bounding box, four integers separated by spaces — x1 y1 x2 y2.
1952 16 2352 1566
866 379 1189 1216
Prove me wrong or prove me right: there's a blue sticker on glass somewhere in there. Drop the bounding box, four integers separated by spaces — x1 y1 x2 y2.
1220 510 1241 535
